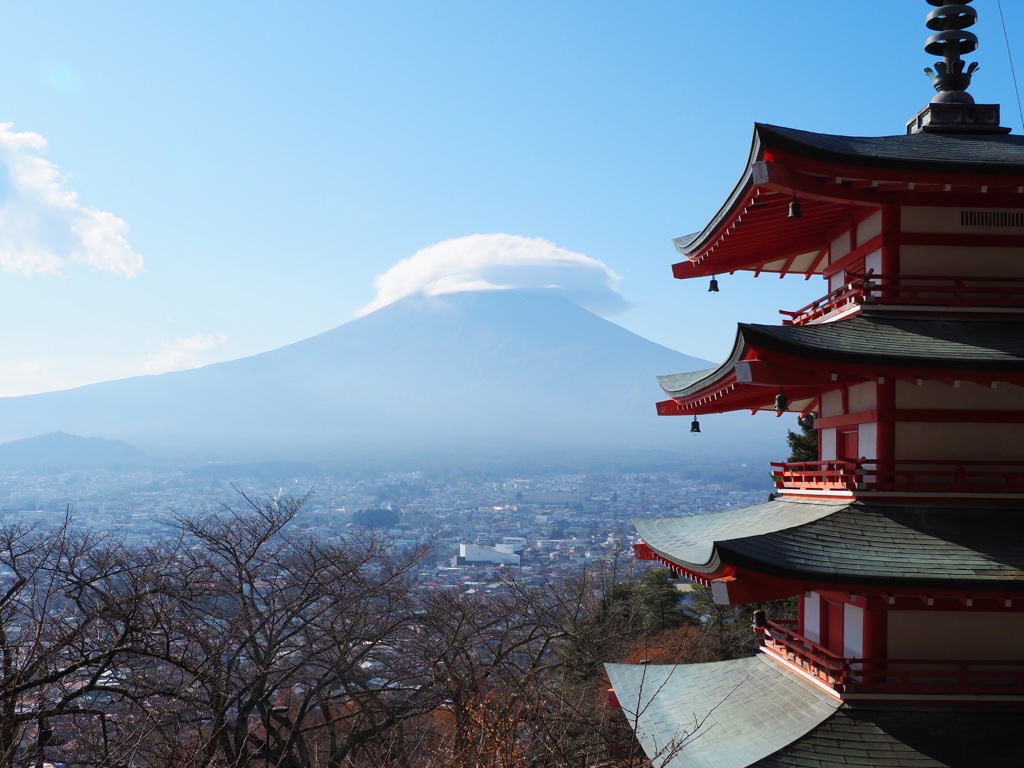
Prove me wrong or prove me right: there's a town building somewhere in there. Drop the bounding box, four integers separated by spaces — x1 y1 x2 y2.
607 3 1024 765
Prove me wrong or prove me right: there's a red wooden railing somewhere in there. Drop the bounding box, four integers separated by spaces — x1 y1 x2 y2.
780 274 870 325
781 272 1024 325
770 459 1024 495
758 620 850 689
759 620 1024 697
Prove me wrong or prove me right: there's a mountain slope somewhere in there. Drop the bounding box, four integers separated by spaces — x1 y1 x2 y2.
0 291 785 463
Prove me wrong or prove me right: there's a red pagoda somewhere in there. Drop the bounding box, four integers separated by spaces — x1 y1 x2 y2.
607 3 1024 765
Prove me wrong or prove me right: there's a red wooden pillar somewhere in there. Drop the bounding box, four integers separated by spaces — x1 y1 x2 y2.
860 597 889 688
877 379 896 464
880 205 900 275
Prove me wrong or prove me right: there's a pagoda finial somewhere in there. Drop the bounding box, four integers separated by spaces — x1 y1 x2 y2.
923 0 979 104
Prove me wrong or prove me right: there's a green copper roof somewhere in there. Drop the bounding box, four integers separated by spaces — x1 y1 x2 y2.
634 499 844 570
609 657 1021 767
637 500 1024 589
742 317 1024 371
606 656 841 768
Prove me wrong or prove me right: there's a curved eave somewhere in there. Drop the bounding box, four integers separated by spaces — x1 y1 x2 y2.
637 501 1024 592
606 657 841 768
673 123 1024 280
659 317 1024 419
741 316 1024 372
634 500 843 577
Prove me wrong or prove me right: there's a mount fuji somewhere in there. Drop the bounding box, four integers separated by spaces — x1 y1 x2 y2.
0 290 788 466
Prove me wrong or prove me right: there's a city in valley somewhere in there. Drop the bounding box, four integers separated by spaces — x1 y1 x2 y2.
1 461 768 588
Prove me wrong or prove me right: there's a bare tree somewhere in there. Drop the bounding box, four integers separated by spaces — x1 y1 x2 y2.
123 491 432 768
0 512 167 767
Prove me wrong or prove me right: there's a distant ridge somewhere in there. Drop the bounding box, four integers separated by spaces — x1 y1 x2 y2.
0 291 789 466
0 431 145 470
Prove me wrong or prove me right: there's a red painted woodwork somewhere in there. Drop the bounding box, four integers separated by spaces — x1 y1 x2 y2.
651 115 1024 708
771 458 1024 497
633 541 655 561
759 619 1024 698
782 272 1024 326
838 430 859 463
825 600 845 656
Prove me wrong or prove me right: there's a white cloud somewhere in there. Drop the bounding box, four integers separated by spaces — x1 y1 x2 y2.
356 233 628 317
0 122 143 277
0 360 65 398
145 333 229 375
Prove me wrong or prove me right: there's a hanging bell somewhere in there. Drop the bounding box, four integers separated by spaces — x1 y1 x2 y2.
787 193 802 220
774 390 788 413
689 416 701 434
708 276 719 293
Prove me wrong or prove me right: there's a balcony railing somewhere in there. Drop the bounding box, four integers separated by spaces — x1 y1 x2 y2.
759 620 1024 697
781 272 1024 325
770 459 1024 496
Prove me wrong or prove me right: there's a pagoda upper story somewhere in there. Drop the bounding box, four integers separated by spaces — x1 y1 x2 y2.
658 120 1024 502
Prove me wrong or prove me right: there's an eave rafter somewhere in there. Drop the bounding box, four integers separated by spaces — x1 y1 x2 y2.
674 141 1024 280
658 344 1024 417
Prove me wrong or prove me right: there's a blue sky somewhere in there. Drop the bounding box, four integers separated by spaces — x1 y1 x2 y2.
1 1 1022 396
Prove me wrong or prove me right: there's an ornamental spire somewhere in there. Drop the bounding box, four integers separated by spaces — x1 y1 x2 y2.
906 0 1009 134
924 0 979 104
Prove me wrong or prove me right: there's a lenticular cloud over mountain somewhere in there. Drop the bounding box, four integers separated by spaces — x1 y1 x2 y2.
356 234 630 317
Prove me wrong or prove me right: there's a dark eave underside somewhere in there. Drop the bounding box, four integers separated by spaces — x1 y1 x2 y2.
673 123 1024 277
636 500 1024 589
659 315 1024 402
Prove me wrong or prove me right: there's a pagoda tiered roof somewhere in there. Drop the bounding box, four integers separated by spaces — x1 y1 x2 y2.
605 656 841 768
635 499 1024 591
658 316 1024 416
607 656 1020 768
673 124 1024 279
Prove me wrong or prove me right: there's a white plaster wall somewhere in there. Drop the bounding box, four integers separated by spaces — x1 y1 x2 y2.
888 611 1024 660
803 592 821 644
821 390 844 418
900 245 1024 277
831 231 851 261
857 211 882 244
895 380 1024 410
843 603 864 659
848 382 877 413
896 423 1024 461
858 422 877 459
829 231 852 292
864 248 882 275
820 428 837 461
902 206 1024 234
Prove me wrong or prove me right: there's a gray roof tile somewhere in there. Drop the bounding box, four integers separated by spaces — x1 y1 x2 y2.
605 656 841 768
639 500 1024 589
